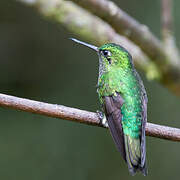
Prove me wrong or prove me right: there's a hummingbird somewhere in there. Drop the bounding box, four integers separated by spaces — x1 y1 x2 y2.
71 38 148 176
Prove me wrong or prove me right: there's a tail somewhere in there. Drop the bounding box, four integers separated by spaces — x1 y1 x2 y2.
124 135 147 176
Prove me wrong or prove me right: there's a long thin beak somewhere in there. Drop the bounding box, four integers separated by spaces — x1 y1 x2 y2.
70 38 98 52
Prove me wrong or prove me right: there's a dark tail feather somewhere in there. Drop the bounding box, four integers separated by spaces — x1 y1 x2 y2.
124 135 147 176
140 160 148 176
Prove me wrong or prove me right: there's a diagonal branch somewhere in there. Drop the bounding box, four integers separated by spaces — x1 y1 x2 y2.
161 0 174 37
71 0 180 95
18 0 161 80
72 0 165 64
161 0 180 70
0 93 180 142
18 0 180 95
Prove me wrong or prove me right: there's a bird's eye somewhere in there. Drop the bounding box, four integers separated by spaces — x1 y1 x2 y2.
102 50 111 57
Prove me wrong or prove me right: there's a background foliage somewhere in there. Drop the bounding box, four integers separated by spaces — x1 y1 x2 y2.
0 0 180 179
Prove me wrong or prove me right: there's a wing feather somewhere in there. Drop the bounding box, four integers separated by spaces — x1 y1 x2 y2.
133 69 148 174
140 93 148 175
104 94 126 161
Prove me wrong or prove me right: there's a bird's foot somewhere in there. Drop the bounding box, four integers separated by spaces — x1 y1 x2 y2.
96 111 108 128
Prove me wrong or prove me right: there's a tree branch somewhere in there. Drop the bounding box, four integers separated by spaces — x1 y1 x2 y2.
18 0 180 96
72 0 165 64
17 0 160 80
0 93 180 142
71 0 180 95
12 1 180 140
162 0 174 36
161 0 180 73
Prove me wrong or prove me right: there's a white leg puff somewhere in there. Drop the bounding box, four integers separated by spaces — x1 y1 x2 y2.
97 111 108 128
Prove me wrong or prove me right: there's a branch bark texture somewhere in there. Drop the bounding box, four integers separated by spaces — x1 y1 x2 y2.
0 93 180 142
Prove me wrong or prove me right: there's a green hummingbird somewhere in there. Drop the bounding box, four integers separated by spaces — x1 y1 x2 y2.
71 38 148 176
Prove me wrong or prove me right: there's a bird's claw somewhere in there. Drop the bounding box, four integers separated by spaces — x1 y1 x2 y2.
96 110 108 128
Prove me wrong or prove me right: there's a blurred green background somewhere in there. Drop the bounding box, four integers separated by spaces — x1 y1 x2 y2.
0 0 180 179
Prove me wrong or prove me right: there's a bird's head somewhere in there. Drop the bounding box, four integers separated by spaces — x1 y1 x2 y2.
70 38 133 73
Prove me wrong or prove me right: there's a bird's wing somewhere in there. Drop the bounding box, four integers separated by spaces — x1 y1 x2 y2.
130 68 147 174
103 93 126 161
140 92 148 175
